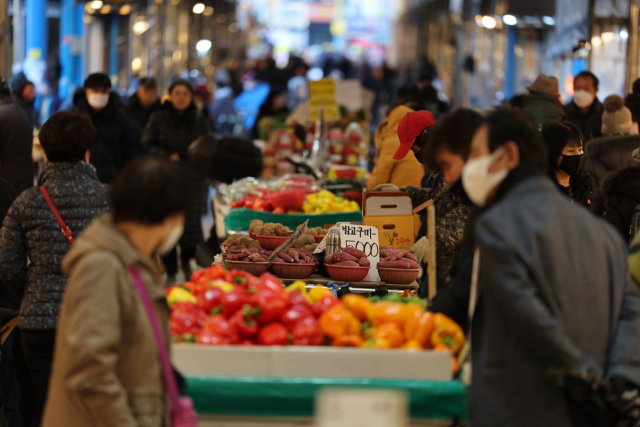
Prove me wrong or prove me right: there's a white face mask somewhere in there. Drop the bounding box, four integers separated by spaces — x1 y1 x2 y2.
461 146 509 207
156 223 184 256
573 90 595 109
87 92 110 110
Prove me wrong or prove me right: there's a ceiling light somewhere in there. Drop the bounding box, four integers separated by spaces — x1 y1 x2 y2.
100 4 111 14
131 58 141 73
621 30 629 39
542 16 555 25
192 3 205 13
196 39 212 52
91 0 103 9
203 6 213 16
591 36 602 47
601 32 615 43
119 4 131 14
482 16 496 29
502 15 517 26
133 20 150 35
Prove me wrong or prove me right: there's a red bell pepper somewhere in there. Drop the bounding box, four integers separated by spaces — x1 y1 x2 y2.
252 198 271 212
272 207 285 214
254 289 290 324
170 310 202 339
280 304 315 330
311 295 341 317
291 317 323 346
190 264 226 286
230 199 245 209
218 288 254 317
239 339 256 346
257 322 290 345
254 273 286 296
196 287 224 315
229 308 260 339
287 290 310 307
204 315 240 344
244 197 256 209
196 331 228 345
225 270 257 287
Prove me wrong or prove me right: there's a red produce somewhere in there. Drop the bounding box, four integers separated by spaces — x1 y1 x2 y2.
273 206 285 214
287 290 310 307
196 331 228 345
253 273 286 296
239 339 256 346
311 295 340 317
280 305 315 330
218 288 254 317
230 308 259 339
170 310 202 339
255 289 290 324
292 317 323 346
196 287 224 314
204 315 240 344
257 322 290 345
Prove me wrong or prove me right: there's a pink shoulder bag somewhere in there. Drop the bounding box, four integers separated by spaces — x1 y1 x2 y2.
128 266 197 427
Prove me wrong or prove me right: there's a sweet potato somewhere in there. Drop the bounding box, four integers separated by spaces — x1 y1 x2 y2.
329 252 358 264
400 258 420 269
405 253 418 262
226 254 239 260
380 245 395 251
324 253 335 264
333 261 359 267
380 250 392 259
279 253 295 263
358 257 371 267
253 257 269 263
230 250 243 254
341 247 367 259
389 250 408 261
272 257 286 263
288 250 300 262
377 260 411 269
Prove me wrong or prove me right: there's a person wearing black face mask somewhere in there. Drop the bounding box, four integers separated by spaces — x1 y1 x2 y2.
542 122 593 208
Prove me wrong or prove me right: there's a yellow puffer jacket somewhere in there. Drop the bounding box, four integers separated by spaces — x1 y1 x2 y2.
367 105 425 238
367 105 425 191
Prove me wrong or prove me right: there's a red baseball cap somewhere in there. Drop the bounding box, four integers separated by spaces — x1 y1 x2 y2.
394 111 436 160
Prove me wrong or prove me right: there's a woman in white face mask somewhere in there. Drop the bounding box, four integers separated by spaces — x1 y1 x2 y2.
42 155 195 427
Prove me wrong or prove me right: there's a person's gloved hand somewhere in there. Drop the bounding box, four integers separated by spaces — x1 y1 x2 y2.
411 236 429 264
372 184 401 192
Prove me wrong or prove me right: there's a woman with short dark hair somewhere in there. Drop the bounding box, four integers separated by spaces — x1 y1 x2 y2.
0 111 110 427
42 156 194 427
141 79 209 282
542 122 593 207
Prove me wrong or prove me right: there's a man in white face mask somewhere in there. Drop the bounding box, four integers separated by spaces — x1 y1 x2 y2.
465 109 640 427
564 71 603 141
76 73 138 184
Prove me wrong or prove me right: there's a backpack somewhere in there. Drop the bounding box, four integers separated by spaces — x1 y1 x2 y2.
630 203 640 241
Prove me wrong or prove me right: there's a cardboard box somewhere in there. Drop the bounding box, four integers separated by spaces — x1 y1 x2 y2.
362 190 415 250
171 344 452 381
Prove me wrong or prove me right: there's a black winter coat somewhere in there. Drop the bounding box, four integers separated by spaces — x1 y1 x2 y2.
0 162 109 330
76 93 138 183
141 102 209 161
124 93 162 146
0 97 35 194
602 165 640 242
0 177 18 311
142 102 209 249
564 99 604 141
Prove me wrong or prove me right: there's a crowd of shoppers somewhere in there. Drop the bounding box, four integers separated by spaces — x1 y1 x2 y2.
4 57 640 427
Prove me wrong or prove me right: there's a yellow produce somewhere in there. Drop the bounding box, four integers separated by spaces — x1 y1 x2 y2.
166 287 196 308
303 190 360 214
308 286 333 303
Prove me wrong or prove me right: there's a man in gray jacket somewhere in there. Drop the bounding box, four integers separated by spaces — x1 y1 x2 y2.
462 109 640 427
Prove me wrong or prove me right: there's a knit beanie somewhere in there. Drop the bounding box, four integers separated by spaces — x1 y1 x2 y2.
602 95 633 135
168 78 194 95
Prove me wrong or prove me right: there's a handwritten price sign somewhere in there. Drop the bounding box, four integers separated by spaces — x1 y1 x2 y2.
339 224 380 282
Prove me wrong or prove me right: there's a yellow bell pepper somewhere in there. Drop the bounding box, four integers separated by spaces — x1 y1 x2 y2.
166 287 196 308
285 281 313 303
210 280 234 293
308 286 333 303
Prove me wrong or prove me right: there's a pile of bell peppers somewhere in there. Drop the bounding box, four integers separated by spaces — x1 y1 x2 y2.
166 265 341 346
167 265 465 373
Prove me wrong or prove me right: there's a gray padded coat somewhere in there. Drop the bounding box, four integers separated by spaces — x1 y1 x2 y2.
0 162 109 330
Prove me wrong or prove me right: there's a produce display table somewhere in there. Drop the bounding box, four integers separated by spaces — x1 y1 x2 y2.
225 208 363 233
280 275 420 291
186 376 468 422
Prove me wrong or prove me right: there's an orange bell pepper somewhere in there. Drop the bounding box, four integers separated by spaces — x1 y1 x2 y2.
374 323 405 348
367 302 409 326
342 294 373 322
319 305 361 339
401 339 423 351
430 313 465 355
405 311 435 347
332 335 363 347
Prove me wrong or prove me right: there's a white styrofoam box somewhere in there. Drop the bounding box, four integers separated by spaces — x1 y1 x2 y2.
172 344 452 381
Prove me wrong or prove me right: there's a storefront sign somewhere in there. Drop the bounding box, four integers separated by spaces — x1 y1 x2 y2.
309 78 341 122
